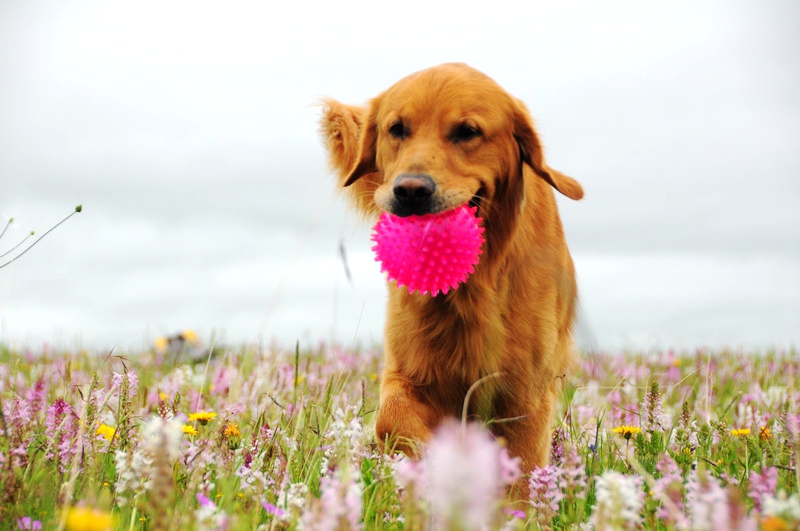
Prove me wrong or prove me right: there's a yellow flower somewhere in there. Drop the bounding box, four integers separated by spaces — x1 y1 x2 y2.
188 411 217 425
182 329 199 343
154 336 168 354
223 422 241 438
64 506 114 531
95 424 116 442
612 425 642 440
761 515 791 531
159 391 168 401
731 428 751 437
759 426 772 440
182 425 198 436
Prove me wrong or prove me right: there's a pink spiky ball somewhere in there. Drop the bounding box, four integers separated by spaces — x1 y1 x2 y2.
371 205 485 296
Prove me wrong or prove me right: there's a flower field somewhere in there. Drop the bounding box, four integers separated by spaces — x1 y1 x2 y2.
0 341 797 530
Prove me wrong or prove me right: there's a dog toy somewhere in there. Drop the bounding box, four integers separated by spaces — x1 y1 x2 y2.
371 205 485 296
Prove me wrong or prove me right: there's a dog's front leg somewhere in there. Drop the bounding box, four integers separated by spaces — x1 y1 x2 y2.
375 371 439 458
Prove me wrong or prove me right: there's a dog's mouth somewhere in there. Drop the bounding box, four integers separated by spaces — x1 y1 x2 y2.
468 186 485 213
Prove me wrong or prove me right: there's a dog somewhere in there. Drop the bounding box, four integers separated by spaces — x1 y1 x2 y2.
320 63 583 478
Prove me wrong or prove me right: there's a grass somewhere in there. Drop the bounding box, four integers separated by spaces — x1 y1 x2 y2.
0 340 797 530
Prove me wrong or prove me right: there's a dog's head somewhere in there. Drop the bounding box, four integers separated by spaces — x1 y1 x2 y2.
321 63 582 221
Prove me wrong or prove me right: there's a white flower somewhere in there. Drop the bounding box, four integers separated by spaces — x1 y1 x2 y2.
763 491 800 523
589 471 644 530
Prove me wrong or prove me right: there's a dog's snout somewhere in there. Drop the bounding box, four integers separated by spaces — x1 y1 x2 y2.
392 174 436 215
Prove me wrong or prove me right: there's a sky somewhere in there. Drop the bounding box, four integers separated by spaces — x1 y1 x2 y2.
1 0 798 353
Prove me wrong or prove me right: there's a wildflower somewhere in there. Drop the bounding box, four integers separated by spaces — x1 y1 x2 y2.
762 491 800 526
612 425 642 440
114 416 184 507
95 424 116 442
425 421 508 530
183 424 198 436
64 506 114 531
222 421 242 449
16 516 42 530
750 467 778 513
761 516 792 531
759 425 772 440
559 446 587 500
188 411 217 425
45 397 78 472
223 422 240 438
641 381 665 432
685 468 757 530
589 471 644 530
529 465 563 527
262 502 288 520
652 455 689 528
730 428 751 437
300 463 363 531
195 493 227 530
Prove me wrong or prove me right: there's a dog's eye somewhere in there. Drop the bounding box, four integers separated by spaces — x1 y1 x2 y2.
451 122 481 143
388 120 407 139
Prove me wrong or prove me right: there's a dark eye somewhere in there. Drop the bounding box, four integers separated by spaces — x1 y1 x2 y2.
451 122 481 143
388 120 407 139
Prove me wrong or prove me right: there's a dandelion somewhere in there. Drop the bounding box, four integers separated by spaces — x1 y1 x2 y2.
730 428 751 437
183 424 198 436
612 425 641 440
64 506 113 531
95 424 116 442
222 421 242 449
589 471 644 530
223 422 240 438
188 411 217 425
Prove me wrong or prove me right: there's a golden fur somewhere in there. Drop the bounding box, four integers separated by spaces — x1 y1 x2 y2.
319 63 583 477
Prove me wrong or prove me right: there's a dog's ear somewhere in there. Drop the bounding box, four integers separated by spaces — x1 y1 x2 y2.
513 99 583 200
320 99 367 184
319 98 382 217
343 96 381 187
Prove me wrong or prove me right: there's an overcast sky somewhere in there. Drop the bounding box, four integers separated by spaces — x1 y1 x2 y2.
1 0 798 353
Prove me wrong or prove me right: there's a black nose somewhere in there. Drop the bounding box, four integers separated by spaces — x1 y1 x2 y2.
392 173 436 215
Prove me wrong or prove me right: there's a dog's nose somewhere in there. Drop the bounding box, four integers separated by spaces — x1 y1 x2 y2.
393 174 436 211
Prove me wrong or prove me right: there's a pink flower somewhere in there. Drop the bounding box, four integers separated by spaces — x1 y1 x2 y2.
652 455 688 527
749 466 778 513
529 465 563 526
45 398 78 472
16 516 42 530
424 421 508 530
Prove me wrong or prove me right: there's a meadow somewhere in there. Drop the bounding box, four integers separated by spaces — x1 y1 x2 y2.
0 339 797 530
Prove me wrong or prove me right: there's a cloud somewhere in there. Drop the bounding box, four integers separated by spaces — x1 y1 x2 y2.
1 1 798 351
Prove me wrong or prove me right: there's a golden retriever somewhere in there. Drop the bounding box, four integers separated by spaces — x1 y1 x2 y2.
319 63 583 477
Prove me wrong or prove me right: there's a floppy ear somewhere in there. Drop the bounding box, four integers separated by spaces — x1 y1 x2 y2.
319 98 382 217
513 100 584 200
343 96 381 187
320 99 367 184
